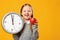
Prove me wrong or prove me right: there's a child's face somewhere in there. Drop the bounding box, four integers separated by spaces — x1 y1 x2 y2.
22 5 32 20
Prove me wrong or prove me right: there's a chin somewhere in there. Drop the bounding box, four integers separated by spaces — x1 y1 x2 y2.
23 16 30 20
26 18 30 20
24 17 30 20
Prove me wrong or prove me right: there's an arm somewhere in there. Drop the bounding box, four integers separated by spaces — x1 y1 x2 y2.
13 34 19 40
13 32 21 40
32 25 39 40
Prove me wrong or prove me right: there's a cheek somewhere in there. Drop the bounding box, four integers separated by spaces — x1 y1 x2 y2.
29 12 32 17
22 12 32 18
22 12 25 16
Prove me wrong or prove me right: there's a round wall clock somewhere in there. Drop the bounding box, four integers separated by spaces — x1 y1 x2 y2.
2 12 24 34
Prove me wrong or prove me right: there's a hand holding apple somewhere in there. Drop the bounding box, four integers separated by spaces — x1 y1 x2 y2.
30 18 38 25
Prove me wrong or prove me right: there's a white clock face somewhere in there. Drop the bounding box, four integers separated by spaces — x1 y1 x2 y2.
2 12 24 34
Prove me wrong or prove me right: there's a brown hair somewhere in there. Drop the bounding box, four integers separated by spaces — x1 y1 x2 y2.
20 3 33 18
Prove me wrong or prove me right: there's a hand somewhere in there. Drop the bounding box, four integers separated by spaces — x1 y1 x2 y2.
30 18 38 26
33 19 38 26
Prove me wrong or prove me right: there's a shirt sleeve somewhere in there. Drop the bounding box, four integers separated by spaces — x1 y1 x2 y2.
32 25 39 40
13 34 19 40
13 32 21 40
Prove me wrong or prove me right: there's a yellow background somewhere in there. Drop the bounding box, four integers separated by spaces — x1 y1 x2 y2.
0 0 60 40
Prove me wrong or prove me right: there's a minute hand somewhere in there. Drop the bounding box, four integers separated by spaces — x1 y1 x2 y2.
11 14 14 25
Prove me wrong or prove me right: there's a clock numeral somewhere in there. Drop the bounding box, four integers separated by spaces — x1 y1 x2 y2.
19 23 21 24
11 28 13 31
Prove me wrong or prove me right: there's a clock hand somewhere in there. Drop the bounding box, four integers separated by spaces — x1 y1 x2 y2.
11 14 14 25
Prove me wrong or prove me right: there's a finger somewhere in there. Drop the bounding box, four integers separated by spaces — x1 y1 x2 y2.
34 22 38 25
35 20 38 23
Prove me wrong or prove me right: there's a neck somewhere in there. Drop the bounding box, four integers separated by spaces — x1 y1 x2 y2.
23 18 30 23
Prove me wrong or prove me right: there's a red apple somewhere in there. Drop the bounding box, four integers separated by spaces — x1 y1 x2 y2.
30 18 36 24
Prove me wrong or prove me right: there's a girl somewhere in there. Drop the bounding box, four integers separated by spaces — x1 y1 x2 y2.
13 3 39 40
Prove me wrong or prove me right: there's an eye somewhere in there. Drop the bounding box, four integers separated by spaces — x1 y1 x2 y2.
23 10 26 12
28 10 31 12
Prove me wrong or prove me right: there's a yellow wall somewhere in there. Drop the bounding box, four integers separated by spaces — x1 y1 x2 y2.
0 0 60 40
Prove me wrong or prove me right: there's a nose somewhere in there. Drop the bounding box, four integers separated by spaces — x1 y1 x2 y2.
26 11 28 13
25 11 29 16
